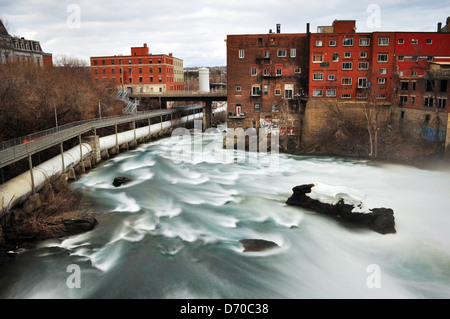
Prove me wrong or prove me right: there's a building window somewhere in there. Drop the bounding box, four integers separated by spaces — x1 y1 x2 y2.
424 97 433 107
139 68 142 74
290 48 296 57
239 49 244 59
236 104 242 115
272 104 279 112
328 74 336 81
398 56 404 61
150 67 153 73
129 77 133 83
344 52 351 58
378 37 389 46
112 68 115 74
315 40 323 47
342 62 353 70
254 103 260 112
138 59 142 64
235 86 241 92
252 85 261 96
128 59 132 64
326 89 336 97
378 78 386 85
360 52 368 58
275 89 281 95
139 77 143 83
264 51 270 58
440 80 448 92
313 73 324 80
94 60 98 66
412 39 418 44
150 77 153 82
129 68 132 74
251 67 257 76
341 94 351 99
111 60 115 65
343 37 353 46
398 38 404 44
258 38 263 46
342 78 352 85
437 98 447 109
313 89 323 97
285 84 294 99
358 78 368 88
359 38 370 46
377 54 388 62
376 94 387 99
295 68 301 73
102 60 105 65
158 67 162 73
278 50 287 57
102 68 106 75
159 76 162 82
401 81 409 91
94 69 98 75
332 53 339 62
149 59 152 64
411 96 415 106
399 96 408 106
358 62 369 70
380 68 388 74
411 82 417 91
313 54 323 63
263 84 269 96
329 40 336 46
264 69 270 76
426 39 432 44
276 68 282 76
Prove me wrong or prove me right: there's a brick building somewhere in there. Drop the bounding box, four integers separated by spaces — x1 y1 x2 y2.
226 24 309 145
90 43 184 93
309 20 396 102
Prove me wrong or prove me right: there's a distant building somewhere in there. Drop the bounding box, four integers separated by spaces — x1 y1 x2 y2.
309 20 396 102
226 24 309 143
0 19 51 66
227 18 450 147
90 43 184 93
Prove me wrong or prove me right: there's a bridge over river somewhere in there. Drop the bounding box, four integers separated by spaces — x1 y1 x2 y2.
0 104 204 216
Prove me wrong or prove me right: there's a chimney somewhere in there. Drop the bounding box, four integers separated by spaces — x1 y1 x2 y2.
307 23 310 34
276 24 281 34
144 43 147 47
438 22 442 32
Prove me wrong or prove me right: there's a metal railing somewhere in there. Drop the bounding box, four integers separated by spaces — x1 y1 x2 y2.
0 105 203 169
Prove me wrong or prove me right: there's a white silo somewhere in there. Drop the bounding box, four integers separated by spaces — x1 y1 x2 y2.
199 67 210 92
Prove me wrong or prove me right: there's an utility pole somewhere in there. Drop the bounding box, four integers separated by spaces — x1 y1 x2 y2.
98 99 102 119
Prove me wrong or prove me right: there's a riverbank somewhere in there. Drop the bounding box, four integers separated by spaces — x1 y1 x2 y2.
0 174 97 267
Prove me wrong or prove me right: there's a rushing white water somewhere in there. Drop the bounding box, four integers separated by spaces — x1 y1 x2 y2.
1 127 450 299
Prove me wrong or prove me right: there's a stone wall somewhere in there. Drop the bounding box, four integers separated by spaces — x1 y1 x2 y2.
301 99 391 144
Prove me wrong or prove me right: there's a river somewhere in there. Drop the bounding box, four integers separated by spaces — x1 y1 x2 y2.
1 125 449 299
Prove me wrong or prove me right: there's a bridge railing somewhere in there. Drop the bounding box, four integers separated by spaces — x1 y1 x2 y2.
0 105 203 169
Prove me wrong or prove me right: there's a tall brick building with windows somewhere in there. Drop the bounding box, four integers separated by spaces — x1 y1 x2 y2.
309 20 396 101
226 24 309 148
90 43 184 93
227 19 450 149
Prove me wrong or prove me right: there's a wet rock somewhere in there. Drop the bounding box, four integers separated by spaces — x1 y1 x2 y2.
113 176 132 187
287 184 396 235
239 239 279 252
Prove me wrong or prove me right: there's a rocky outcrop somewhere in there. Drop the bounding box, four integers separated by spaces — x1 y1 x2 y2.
239 239 279 252
113 176 132 187
287 184 396 235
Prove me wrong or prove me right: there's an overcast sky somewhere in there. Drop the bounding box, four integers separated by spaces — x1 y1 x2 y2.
1 0 449 67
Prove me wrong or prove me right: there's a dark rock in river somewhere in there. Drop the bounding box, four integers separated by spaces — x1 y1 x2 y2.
113 176 132 187
286 184 396 235
239 239 279 252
